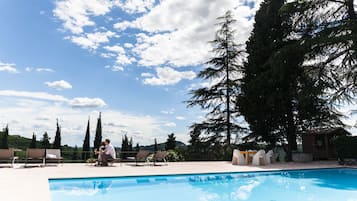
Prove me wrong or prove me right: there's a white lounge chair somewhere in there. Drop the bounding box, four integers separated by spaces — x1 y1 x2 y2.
232 149 247 165
265 150 274 165
252 150 266 166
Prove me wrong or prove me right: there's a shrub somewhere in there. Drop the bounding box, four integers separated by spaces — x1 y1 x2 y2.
165 149 184 162
334 136 357 160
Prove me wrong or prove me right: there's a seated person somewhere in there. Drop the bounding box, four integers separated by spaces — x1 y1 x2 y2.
99 139 116 166
94 141 106 165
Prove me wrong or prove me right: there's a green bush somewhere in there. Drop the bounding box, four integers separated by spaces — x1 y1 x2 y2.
334 136 357 160
166 150 184 162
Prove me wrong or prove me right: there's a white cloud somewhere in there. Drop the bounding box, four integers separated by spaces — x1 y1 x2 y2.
143 67 196 86
0 98 166 146
124 43 134 48
0 90 106 108
0 62 18 73
113 20 133 30
176 116 185 120
164 122 176 127
141 72 153 77
161 108 175 114
53 0 113 34
111 65 124 71
129 0 260 67
103 45 125 54
36 68 55 72
115 0 155 14
68 97 106 108
69 31 116 50
45 80 73 90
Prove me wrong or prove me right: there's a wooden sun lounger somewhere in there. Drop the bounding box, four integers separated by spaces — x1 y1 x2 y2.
127 150 150 165
153 151 168 166
0 148 17 167
25 149 46 167
45 149 64 165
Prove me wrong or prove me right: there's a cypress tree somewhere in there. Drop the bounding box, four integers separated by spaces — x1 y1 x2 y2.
165 133 176 150
93 112 102 151
0 125 9 149
135 143 140 152
41 132 50 149
186 11 245 147
82 118 91 160
53 119 61 149
154 138 158 152
30 133 37 148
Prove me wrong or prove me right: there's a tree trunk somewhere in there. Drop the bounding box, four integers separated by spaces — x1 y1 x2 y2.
346 0 356 20
286 97 297 161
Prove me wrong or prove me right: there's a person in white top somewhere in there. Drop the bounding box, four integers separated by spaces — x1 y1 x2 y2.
100 139 116 166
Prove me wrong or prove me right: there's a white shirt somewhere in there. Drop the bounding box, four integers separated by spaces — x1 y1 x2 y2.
105 144 116 159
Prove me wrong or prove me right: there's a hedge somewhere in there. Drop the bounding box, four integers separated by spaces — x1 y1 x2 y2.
334 136 357 160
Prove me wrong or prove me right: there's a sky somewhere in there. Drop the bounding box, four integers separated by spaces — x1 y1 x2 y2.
0 0 355 147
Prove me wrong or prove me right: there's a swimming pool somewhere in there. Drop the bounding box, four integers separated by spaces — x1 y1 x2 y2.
49 168 357 201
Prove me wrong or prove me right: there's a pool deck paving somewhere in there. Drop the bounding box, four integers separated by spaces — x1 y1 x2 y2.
0 161 348 201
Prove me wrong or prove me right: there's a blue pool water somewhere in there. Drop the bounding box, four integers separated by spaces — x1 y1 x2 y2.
49 168 357 201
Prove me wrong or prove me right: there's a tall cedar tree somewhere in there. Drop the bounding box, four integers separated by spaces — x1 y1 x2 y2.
30 133 37 148
0 125 9 149
82 119 90 160
53 119 61 149
283 0 357 102
165 133 176 150
93 112 102 150
41 132 50 149
186 11 245 146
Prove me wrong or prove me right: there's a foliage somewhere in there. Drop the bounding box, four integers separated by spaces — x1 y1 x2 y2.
121 135 133 158
165 133 176 150
165 149 185 162
53 119 61 149
40 132 51 149
72 145 79 161
186 10 246 147
0 125 9 149
93 112 102 150
82 119 91 160
283 0 357 102
30 133 37 148
154 138 158 152
334 136 357 160
239 0 343 160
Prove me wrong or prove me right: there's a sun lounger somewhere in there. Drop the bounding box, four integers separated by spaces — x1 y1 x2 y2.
0 148 17 167
45 149 64 165
25 149 45 167
127 150 150 165
153 151 168 166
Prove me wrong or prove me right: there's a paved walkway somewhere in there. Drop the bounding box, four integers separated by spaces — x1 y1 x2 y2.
0 161 343 201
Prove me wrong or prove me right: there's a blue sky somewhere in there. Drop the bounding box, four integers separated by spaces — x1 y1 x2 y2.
0 0 355 146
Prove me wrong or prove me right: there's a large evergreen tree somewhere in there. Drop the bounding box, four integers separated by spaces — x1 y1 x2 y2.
41 132 50 149
30 133 37 148
0 125 9 149
53 119 61 149
240 0 343 160
186 11 245 146
165 133 176 150
82 118 91 160
283 0 357 102
93 112 102 151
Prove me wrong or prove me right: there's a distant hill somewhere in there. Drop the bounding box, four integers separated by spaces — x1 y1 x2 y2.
139 141 186 151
